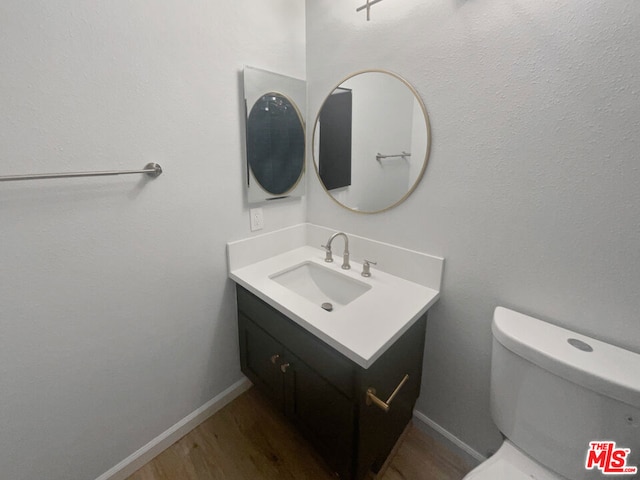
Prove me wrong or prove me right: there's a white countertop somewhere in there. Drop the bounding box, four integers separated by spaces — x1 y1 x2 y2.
229 245 440 368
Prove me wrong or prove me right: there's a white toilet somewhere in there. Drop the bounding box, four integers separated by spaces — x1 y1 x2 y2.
463 307 640 480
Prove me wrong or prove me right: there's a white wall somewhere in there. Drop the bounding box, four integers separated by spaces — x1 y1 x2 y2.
306 0 640 456
0 2 305 479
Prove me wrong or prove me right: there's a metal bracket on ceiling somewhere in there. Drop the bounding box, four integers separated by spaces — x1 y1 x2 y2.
356 0 385 21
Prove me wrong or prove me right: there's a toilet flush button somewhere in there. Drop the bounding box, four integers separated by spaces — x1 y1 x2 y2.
567 338 593 352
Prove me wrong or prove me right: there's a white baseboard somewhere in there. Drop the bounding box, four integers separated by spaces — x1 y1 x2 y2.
95 377 252 480
412 409 486 467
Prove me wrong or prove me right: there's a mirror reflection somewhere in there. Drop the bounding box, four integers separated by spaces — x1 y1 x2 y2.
313 70 431 213
247 93 304 195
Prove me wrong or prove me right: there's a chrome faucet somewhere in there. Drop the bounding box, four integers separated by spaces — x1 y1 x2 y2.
321 232 351 270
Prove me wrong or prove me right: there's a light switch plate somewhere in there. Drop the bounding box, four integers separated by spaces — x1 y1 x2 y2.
250 208 264 231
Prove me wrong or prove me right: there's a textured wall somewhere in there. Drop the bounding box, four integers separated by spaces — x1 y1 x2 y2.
0 2 305 479
306 0 640 455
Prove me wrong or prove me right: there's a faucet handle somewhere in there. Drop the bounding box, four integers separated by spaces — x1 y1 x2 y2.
321 244 333 263
361 259 377 277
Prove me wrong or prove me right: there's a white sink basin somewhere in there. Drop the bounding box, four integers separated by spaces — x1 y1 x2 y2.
227 235 443 368
270 261 371 309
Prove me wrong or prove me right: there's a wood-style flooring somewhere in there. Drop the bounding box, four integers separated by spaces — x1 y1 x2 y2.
126 387 472 480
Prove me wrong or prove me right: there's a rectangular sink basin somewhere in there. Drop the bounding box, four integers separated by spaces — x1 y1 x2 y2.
270 261 371 309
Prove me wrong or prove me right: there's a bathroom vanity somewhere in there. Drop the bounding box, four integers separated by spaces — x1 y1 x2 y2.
237 285 427 479
227 224 443 480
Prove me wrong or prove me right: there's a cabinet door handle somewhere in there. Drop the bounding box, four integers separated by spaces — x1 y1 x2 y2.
270 354 280 365
366 374 409 413
280 362 290 373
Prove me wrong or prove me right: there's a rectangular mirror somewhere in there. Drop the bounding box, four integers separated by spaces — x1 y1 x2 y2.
243 66 306 203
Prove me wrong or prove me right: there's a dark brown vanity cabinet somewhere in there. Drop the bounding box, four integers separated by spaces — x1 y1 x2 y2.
236 285 427 480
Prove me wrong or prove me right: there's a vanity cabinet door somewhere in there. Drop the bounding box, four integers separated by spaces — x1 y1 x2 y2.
236 286 355 399
238 312 285 409
283 352 355 479
239 312 355 478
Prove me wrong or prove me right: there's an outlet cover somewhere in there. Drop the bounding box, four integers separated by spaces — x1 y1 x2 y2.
250 208 264 231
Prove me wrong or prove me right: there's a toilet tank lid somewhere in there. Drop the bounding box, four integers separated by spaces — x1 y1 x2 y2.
493 307 640 408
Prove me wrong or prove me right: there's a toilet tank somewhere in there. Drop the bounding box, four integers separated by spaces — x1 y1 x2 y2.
490 307 640 480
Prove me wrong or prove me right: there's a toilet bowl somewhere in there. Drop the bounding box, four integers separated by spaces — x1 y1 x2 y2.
463 307 640 480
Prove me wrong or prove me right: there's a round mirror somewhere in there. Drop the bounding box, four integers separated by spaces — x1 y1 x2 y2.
247 92 305 196
312 70 431 213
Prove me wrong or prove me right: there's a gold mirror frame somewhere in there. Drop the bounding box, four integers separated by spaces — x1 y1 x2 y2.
311 69 431 214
